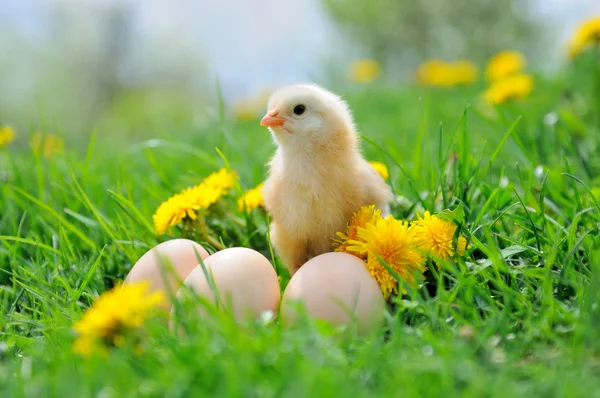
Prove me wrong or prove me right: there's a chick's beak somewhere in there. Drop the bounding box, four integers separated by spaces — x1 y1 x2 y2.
260 110 285 127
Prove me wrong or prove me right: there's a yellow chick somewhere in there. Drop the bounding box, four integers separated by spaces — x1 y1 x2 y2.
260 84 393 276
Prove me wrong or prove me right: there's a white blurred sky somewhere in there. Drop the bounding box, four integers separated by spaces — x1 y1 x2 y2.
0 0 599 102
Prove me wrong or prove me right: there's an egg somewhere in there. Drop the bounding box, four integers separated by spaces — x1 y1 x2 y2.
177 247 280 322
125 239 210 308
280 252 385 336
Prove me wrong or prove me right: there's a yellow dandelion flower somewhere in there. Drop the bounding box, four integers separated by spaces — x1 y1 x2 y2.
349 59 381 83
72 336 96 356
450 60 479 85
333 205 383 260
72 281 166 356
202 168 238 193
456 236 467 256
568 17 600 58
417 59 479 87
31 132 64 158
347 216 424 299
152 184 224 235
186 183 225 210
0 126 16 147
238 183 265 211
153 189 202 235
369 161 389 180
483 73 533 105
416 59 454 87
411 210 466 267
153 168 237 234
485 50 526 82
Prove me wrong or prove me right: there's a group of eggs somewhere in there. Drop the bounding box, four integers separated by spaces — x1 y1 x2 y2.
125 238 386 335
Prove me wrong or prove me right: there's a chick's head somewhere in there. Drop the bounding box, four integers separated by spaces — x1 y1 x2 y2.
260 84 356 146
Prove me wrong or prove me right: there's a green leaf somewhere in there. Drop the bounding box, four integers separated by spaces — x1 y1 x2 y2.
438 204 465 224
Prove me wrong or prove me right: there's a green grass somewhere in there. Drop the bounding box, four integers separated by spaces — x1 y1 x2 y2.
1 57 600 397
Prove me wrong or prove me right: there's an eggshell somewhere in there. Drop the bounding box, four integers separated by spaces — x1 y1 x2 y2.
280 252 385 336
178 247 280 321
125 239 210 308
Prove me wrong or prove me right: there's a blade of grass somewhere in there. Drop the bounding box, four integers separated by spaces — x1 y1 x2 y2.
8 186 97 249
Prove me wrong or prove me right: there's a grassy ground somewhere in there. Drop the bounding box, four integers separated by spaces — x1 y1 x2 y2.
1 57 600 397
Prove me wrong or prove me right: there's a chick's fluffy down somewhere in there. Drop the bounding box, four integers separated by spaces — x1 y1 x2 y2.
265 155 390 251
260 83 393 274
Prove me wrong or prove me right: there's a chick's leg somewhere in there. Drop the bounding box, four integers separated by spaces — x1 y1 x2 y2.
269 222 307 276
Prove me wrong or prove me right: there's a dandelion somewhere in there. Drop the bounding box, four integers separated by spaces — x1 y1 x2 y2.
153 187 208 235
451 61 479 85
152 168 237 235
0 126 16 147
349 59 381 83
485 50 526 82
202 168 238 193
31 132 64 158
456 235 467 257
568 17 600 58
333 205 383 260
416 59 479 88
72 281 166 356
347 216 424 299
186 183 227 211
416 59 455 87
237 183 265 211
369 161 389 180
483 73 533 105
411 210 467 267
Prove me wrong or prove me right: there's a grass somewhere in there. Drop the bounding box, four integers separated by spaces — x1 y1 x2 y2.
1 55 600 397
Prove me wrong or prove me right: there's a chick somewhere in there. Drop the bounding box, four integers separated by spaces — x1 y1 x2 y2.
259 83 393 276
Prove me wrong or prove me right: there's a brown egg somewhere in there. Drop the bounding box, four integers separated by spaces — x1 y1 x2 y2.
280 252 385 336
177 247 280 322
125 239 210 308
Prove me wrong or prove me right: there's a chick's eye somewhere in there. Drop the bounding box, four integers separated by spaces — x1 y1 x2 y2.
293 104 306 115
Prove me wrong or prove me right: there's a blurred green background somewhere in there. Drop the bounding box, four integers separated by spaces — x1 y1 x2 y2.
0 0 597 146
